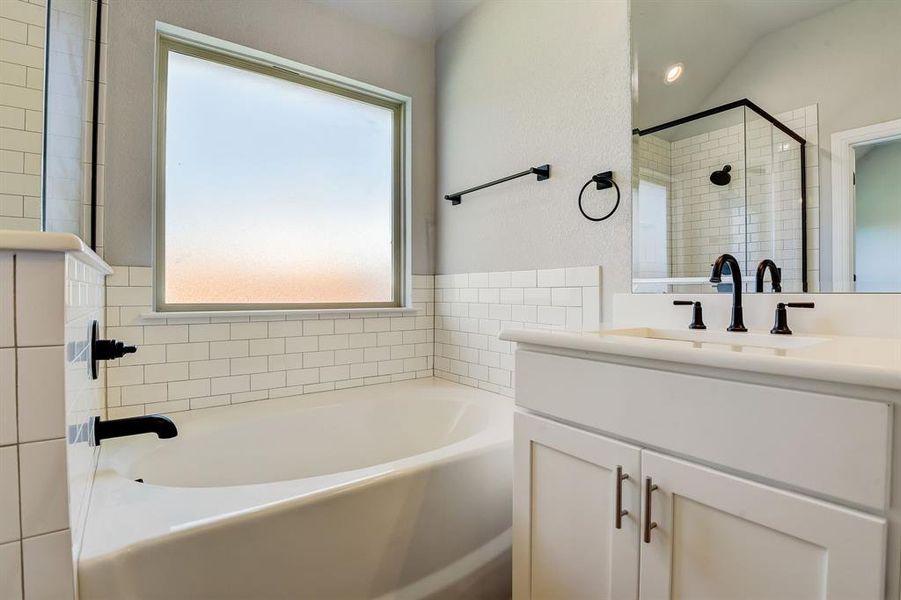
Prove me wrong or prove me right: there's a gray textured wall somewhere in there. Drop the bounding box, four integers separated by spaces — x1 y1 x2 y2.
435 0 633 320
104 0 436 274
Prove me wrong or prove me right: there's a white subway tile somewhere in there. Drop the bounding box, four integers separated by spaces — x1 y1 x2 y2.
209 340 248 359
230 322 268 340
248 338 284 356
0 349 15 445
250 371 285 391
303 320 334 336
0 541 22 600
167 379 210 400
210 375 249 395
189 359 230 379
285 336 317 353
143 325 188 345
167 342 209 362
522 288 551 305
19 439 68 537
17 346 64 442
15 252 64 346
0 447 19 543
230 356 268 375
144 362 188 383
537 268 565 287
22 530 75 600
189 324 230 342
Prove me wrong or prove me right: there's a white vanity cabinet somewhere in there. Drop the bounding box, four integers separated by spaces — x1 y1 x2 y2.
513 412 641 599
511 348 892 600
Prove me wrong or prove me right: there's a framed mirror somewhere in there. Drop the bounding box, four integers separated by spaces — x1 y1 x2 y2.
631 0 901 293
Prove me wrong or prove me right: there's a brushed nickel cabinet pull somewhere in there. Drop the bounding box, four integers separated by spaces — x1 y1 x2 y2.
644 476 658 543
615 465 629 529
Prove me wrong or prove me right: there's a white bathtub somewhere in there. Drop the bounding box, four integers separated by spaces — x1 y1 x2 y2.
79 378 512 599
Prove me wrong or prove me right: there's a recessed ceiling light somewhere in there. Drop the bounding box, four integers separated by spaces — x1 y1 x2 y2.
664 63 684 85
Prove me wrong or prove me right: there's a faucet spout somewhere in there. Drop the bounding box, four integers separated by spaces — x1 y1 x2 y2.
755 259 782 293
91 415 178 446
710 254 747 332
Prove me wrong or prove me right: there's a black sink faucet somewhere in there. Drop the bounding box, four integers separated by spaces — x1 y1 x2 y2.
709 254 747 332
755 259 782 293
90 415 178 446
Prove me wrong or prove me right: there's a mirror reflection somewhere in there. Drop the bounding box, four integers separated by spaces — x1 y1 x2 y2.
631 0 901 293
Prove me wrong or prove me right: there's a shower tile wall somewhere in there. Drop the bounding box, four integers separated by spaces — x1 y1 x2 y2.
104 267 435 417
638 105 819 291
433 266 601 397
669 123 747 280
0 0 45 232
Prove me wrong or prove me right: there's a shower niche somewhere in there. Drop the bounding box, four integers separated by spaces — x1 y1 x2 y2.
632 100 806 293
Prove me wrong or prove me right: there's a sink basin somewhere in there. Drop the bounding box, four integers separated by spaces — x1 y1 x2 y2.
602 327 828 351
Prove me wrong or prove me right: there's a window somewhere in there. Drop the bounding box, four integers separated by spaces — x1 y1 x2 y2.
155 36 404 311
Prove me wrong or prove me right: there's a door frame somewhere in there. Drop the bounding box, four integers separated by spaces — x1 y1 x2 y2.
830 118 901 291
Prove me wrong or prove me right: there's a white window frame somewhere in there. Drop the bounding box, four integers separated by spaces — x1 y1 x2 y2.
153 27 409 313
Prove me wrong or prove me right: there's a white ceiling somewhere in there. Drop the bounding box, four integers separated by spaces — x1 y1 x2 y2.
310 0 482 42
634 0 848 129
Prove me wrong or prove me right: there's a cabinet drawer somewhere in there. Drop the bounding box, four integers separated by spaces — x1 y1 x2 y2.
515 350 892 510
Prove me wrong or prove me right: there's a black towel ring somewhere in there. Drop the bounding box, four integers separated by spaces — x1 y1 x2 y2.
578 171 620 222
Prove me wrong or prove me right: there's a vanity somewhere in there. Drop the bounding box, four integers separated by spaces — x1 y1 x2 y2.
501 297 900 599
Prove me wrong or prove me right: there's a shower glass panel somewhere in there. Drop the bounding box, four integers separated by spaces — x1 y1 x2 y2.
632 101 805 293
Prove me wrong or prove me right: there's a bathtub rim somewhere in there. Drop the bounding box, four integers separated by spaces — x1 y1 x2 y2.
80 378 512 564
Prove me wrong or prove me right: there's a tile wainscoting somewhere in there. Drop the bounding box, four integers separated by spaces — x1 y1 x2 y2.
434 266 602 397
104 266 435 417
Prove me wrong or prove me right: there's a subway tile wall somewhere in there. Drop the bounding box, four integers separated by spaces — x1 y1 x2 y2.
64 253 106 572
0 0 45 232
433 266 601 397
635 104 819 292
104 266 435 417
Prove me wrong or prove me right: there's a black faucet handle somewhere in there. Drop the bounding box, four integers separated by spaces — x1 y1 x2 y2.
673 300 706 330
771 302 815 335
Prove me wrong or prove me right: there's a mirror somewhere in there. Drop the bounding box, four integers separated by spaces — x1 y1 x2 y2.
43 0 97 245
631 0 901 293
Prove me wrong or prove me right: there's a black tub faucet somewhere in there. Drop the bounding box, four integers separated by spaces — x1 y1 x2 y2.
90 415 178 446
755 259 782 293
709 254 747 332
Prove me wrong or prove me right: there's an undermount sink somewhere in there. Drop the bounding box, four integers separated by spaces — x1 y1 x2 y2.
602 327 828 351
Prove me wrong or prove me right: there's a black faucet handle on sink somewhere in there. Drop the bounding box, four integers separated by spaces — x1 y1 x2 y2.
673 300 707 330
771 302 815 335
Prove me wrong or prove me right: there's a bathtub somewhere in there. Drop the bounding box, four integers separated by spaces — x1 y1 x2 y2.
79 378 513 599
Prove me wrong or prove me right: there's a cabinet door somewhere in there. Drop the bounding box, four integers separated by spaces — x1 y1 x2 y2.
639 450 887 600
514 411 641 600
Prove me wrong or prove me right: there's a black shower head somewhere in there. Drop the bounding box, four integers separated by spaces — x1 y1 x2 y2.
710 164 732 186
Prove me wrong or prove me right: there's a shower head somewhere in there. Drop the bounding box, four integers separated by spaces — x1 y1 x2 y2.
710 164 732 186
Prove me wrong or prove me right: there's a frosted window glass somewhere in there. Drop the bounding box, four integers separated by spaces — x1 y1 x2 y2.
163 51 396 305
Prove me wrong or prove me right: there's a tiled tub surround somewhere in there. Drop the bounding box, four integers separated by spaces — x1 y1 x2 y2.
433 266 601 397
104 267 435 417
0 242 110 600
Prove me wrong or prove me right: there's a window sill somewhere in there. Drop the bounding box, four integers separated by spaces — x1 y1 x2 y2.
140 306 421 320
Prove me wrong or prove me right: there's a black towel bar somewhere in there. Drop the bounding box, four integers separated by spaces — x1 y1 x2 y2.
445 164 550 205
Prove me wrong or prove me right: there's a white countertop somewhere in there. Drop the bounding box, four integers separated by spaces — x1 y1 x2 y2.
499 327 901 391
0 230 112 274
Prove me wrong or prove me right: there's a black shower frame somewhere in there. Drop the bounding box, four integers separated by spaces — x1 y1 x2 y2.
634 98 808 293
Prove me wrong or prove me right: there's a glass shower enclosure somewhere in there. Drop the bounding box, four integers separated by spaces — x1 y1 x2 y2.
632 99 807 293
